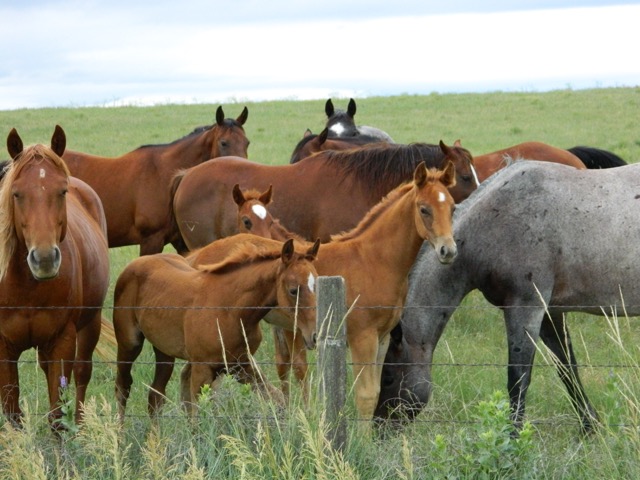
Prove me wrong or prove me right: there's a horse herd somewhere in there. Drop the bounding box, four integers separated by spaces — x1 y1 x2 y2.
0 99 631 436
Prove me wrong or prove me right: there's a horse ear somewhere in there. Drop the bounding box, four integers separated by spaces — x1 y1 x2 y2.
303 128 313 138
347 98 357 118
259 185 273 205
413 161 428 187
438 140 451 156
237 106 249 126
307 238 320 260
51 125 66 157
319 128 329 144
281 238 295 264
454 139 462 147
441 160 457 188
325 99 334 117
215 106 225 126
231 184 245 206
7 128 24 160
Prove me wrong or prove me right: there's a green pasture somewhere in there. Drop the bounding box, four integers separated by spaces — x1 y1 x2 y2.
1 87 640 479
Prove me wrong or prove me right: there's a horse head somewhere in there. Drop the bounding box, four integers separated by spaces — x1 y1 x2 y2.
413 161 457 264
209 105 250 158
325 98 359 137
276 238 321 350
3 125 70 280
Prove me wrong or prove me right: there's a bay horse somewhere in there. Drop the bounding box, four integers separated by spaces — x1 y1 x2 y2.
171 140 477 249
189 162 458 423
459 141 626 183
566 145 627 169
325 98 395 143
290 127 382 164
0 126 109 429
376 160 640 433
113 234 320 420
62 105 249 255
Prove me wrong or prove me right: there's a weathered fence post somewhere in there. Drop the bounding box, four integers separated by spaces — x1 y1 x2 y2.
316 275 348 451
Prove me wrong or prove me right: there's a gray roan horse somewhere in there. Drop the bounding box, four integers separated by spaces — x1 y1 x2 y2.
375 160 640 433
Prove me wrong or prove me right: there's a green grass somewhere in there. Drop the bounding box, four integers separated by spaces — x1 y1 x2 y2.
2 87 640 478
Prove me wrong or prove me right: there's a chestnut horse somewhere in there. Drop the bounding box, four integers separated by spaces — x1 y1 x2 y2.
0 126 109 429
62 106 249 255
289 127 384 164
171 140 477 249
187 162 457 423
113 234 320 420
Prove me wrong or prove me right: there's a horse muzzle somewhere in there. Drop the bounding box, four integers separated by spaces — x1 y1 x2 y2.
27 245 62 280
433 238 457 264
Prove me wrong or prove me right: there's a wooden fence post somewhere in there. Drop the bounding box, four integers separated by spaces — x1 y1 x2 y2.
316 275 348 451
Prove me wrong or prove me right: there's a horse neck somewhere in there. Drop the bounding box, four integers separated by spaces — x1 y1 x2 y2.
220 258 281 318
327 186 424 278
164 128 217 166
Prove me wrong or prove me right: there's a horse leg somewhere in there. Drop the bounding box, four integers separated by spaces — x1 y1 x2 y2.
74 314 101 423
40 325 77 430
148 347 175 417
0 343 22 427
504 307 544 431
273 327 292 398
288 332 310 402
114 332 144 424
349 333 382 428
539 312 599 433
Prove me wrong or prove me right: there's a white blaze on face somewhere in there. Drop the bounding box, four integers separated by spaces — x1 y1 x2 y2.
251 204 267 220
329 123 345 135
470 164 480 186
438 191 447 203
307 273 316 293
39 168 46 178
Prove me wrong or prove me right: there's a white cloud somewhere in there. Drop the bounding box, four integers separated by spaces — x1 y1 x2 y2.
0 3 638 109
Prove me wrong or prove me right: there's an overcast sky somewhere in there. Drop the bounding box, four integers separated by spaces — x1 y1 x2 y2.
1 1 639 110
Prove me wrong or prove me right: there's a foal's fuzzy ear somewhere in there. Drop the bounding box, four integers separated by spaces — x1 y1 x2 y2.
51 125 66 158
281 238 295 264
7 128 23 160
306 238 320 261
232 184 245 206
259 185 273 205
413 161 428 187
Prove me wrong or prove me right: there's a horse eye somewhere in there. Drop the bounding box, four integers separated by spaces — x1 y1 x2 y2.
289 286 299 297
461 175 472 182
220 140 229 148
420 206 432 217
242 217 252 230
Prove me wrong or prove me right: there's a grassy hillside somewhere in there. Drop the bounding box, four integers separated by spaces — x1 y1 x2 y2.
1 87 640 479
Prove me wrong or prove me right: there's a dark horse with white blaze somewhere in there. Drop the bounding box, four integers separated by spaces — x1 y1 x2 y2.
376 160 640 433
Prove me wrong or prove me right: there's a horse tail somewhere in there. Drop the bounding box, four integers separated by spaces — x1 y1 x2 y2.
95 316 117 362
566 146 627 169
167 170 189 255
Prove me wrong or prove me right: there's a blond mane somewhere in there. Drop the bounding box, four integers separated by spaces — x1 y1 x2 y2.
0 144 70 280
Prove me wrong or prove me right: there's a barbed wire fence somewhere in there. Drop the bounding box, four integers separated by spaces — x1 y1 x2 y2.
2 275 640 437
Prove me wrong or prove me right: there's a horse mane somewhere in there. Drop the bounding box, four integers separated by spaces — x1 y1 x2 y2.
0 144 70 280
198 237 287 274
330 180 415 242
137 118 245 150
312 142 450 198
